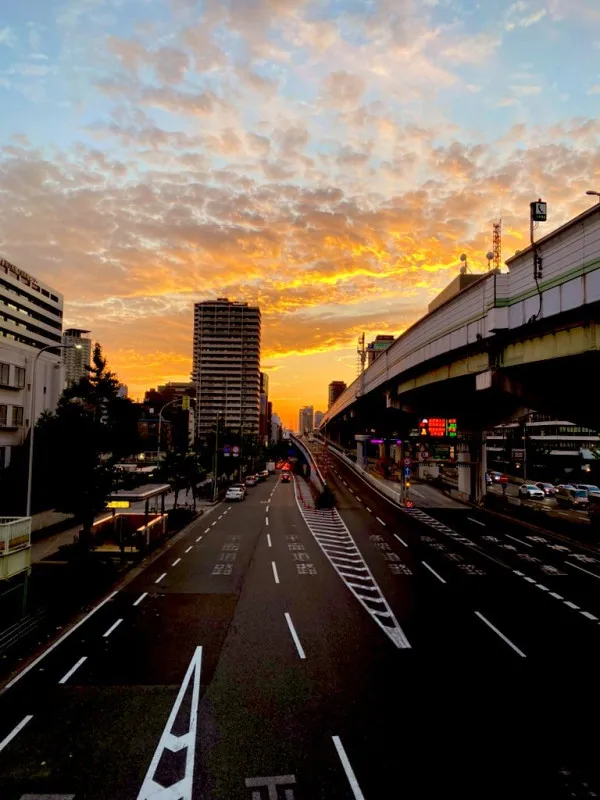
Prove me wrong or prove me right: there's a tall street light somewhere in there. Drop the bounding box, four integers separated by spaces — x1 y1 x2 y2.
26 343 81 518
157 398 178 464
586 190 600 204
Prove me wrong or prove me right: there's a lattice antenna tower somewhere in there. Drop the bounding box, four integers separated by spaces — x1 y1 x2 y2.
493 219 502 271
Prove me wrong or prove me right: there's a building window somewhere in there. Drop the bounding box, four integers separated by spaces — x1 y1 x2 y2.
14 366 25 388
0 362 9 385
0 405 7 426
12 406 24 427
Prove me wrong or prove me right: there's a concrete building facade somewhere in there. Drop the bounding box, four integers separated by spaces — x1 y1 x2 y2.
193 298 261 440
0 256 64 469
62 328 92 387
298 405 314 434
328 381 347 409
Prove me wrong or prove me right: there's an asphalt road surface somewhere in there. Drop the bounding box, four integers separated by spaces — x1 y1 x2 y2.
2 463 600 799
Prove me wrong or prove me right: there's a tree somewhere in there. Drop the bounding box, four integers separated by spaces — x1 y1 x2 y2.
34 343 141 550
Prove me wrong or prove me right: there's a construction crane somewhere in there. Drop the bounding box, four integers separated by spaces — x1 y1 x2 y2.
493 220 502 271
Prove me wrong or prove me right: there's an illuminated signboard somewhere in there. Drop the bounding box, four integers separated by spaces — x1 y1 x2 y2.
107 500 131 509
419 418 458 438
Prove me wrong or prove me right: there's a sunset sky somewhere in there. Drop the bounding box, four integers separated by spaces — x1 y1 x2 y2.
1 0 599 429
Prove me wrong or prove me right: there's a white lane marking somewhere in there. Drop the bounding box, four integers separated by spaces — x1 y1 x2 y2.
421 560 447 584
564 600 580 610
103 618 123 638
58 656 87 685
265 516 269 526
365 506 372 513
0 715 33 753
523 576 536 583
204 528 210 533
376 517 386 526
536 583 549 591
185 546 193 554
2 590 118 693
133 592 148 607
513 570 525 576
218 514 223 520
566 561 600 580
467 516 486 527
267 534 272 548
155 572 167 584
284 613 306 660
332 736 365 800
474 611 526 657
266 505 270 512
410 487 424 498
172 558 181 567
506 534 532 548
136 646 202 800
343 481 348 486
271 561 280 584
582 610 599 621
549 592 564 600
394 533 408 547
196 536 203 543
211 521 217 527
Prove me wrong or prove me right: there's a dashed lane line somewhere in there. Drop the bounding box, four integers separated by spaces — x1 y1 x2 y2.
103 618 123 638
195 535 203 543
421 560 447 585
171 558 181 567
271 561 280 584
185 546 193 553
566 561 600 580
474 611 526 658
467 516 486 527
284 613 306 660
332 736 365 800
394 534 408 547
0 715 33 753
267 534 272 548
133 592 148 607
265 516 269 526
506 534 532 548
155 572 167 584
58 656 87 685
376 517 386 526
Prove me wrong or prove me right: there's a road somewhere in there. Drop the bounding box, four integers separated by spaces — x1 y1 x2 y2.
2 463 600 798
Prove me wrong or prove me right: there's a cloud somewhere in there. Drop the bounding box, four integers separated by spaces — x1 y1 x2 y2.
321 71 366 109
510 84 542 96
0 27 17 48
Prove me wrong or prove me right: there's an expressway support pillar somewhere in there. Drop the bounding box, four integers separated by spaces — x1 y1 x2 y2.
457 442 471 500
355 435 370 469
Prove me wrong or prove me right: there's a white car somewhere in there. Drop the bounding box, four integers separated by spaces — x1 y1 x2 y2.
225 486 245 501
518 484 545 500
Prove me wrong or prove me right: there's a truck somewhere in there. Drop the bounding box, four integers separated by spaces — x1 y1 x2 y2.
266 461 276 474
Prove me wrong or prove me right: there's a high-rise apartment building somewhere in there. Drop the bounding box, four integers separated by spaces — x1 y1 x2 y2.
367 335 394 366
328 381 347 408
259 372 269 444
314 410 324 428
0 256 64 469
62 328 92 386
298 405 314 433
193 298 261 440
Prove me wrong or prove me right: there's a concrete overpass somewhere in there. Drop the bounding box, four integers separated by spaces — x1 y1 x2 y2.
321 202 600 443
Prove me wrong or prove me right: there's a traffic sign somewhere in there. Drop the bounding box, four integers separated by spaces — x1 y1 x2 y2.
223 445 231 457
404 467 411 477
403 457 411 467
232 445 240 457
531 200 547 222
420 450 430 460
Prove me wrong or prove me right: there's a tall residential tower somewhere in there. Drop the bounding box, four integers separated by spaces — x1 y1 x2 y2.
193 298 261 440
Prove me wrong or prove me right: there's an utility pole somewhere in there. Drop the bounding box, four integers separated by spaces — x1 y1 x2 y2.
212 412 220 503
357 332 366 397
493 220 502 271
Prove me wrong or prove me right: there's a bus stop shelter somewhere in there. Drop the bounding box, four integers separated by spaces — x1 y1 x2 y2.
105 484 171 549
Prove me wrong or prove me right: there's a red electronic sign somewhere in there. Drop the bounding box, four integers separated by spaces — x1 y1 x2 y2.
419 418 458 438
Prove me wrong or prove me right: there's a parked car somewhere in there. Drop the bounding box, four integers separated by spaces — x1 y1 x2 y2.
259 469 269 480
535 482 556 496
225 486 245 501
518 484 545 500
555 484 575 491
281 472 291 483
556 486 589 510
231 483 247 496
490 471 502 483
574 484 600 496
245 475 258 487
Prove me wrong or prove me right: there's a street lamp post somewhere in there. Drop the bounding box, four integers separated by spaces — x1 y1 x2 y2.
586 190 600 204
26 343 80 518
212 411 221 503
157 399 178 464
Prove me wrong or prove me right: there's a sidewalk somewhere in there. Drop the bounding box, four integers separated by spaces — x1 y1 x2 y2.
363 467 466 510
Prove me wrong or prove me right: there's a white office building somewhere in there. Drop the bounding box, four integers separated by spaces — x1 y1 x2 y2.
193 298 261 440
62 328 92 387
0 256 64 469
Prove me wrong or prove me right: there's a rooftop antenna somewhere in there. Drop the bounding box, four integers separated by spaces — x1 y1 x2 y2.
459 253 469 274
486 251 494 270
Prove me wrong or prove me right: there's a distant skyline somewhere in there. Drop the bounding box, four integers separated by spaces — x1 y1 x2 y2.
1 0 599 429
